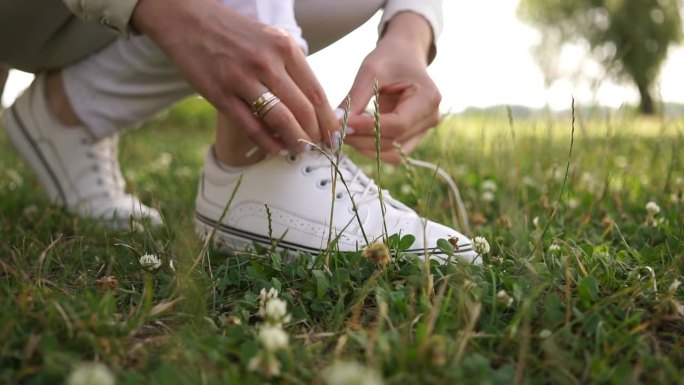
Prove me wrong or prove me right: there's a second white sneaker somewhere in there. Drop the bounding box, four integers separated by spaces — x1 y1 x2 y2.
1 74 162 228
195 148 477 263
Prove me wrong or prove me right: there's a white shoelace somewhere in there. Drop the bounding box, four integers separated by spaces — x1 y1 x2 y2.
77 135 126 202
298 149 471 234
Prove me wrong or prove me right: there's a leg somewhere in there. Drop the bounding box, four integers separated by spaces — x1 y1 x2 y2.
0 1 186 227
0 66 8 103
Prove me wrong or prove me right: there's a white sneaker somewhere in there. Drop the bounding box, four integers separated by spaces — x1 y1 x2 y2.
195 148 477 263
1 74 162 228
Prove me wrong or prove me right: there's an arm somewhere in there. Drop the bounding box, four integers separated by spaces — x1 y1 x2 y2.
62 0 337 153
378 0 443 63
62 0 139 36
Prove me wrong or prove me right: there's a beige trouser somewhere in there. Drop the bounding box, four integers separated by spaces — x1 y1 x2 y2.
0 0 384 137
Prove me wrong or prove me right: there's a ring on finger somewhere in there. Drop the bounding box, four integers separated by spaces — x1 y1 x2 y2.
252 91 281 118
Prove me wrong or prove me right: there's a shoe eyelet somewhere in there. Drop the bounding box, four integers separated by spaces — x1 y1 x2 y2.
96 178 104 185
92 165 99 172
287 154 298 163
86 151 94 158
316 179 329 189
302 166 312 175
335 192 344 200
80 138 89 145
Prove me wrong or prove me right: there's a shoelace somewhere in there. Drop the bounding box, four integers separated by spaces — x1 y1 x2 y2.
78 135 126 202
298 149 471 234
333 122 471 233
301 152 397 208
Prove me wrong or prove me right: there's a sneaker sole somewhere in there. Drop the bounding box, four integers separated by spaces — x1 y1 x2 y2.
194 211 476 262
2 106 66 205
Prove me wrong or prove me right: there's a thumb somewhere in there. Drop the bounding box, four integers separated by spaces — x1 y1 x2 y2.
339 67 376 115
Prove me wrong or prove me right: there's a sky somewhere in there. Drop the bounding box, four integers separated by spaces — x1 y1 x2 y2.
3 0 684 111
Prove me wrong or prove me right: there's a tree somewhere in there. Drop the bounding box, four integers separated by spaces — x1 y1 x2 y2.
518 0 682 114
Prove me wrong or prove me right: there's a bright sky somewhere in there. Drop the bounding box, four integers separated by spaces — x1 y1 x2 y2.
4 0 684 111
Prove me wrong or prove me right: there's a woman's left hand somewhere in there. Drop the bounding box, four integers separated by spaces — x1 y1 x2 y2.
341 12 442 164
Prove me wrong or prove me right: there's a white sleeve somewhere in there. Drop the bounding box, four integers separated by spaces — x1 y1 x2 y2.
62 0 139 37
378 0 443 62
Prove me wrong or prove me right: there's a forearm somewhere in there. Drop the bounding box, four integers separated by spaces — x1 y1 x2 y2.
379 0 443 63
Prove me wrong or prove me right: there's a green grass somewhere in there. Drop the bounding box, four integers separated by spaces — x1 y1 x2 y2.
1 98 683 384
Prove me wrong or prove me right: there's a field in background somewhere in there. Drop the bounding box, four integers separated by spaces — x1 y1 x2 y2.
1 98 683 384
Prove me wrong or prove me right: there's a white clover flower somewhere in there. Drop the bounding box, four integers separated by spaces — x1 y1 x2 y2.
496 290 513 308
646 201 661 215
532 216 540 229
539 329 552 339
260 288 278 304
152 152 173 171
567 198 579 210
548 244 561 253
669 278 681 294
481 191 495 203
139 254 161 271
482 179 497 192
614 156 628 169
323 361 384 385
248 351 282 377
473 236 490 255
67 363 115 385
258 325 289 351
264 298 289 322
258 288 281 318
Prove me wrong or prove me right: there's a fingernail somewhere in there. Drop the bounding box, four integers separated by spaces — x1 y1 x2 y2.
278 149 289 156
334 107 345 120
345 126 355 135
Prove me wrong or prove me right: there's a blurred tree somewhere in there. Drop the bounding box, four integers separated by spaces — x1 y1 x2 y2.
518 0 682 114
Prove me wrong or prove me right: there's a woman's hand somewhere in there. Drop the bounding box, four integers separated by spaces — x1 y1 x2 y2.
342 12 442 163
132 0 338 153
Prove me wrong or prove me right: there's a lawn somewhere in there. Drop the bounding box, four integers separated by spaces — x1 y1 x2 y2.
1 98 683 384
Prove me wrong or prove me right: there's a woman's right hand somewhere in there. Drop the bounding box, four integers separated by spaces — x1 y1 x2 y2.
132 0 338 153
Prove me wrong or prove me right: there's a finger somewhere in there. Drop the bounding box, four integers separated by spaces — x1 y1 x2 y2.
267 72 321 144
238 85 312 153
226 97 284 154
344 136 396 153
258 97 312 152
342 64 377 115
355 148 404 164
347 98 439 140
345 119 429 155
285 52 339 146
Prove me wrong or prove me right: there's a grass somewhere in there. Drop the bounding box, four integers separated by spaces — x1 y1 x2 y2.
1 97 683 384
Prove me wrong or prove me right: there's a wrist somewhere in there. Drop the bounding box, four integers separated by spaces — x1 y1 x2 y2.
379 12 433 64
